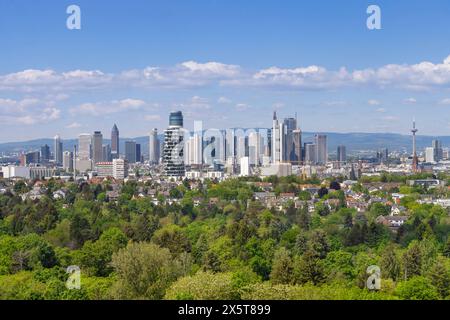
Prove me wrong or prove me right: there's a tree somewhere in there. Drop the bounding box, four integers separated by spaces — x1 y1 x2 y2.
395 276 439 300
329 181 341 191
293 249 326 285
318 187 328 198
269 247 294 285
308 230 330 259
443 237 450 258
111 242 183 299
165 272 237 300
381 245 401 281
152 225 191 256
403 241 422 280
429 257 450 299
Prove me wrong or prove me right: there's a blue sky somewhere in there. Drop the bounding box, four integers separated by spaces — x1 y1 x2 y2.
1 0 450 142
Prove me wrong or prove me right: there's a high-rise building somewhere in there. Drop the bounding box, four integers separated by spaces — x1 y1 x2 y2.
337 145 347 163
425 147 435 163
283 117 297 162
78 134 92 160
125 141 137 164
432 140 443 162
248 132 262 166
185 134 202 166
92 131 103 164
240 156 250 176
149 128 160 164
292 129 302 164
163 111 185 177
40 144 50 163
25 151 40 165
136 143 141 163
54 135 63 165
102 144 111 162
377 148 388 164
304 143 317 164
315 134 328 165
113 158 128 180
272 112 285 163
63 151 74 172
111 124 119 159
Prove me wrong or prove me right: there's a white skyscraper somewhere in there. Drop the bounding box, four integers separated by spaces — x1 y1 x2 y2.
63 151 74 172
425 147 436 163
113 158 128 180
236 136 247 162
248 132 262 166
92 131 103 164
240 156 250 176
149 128 160 164
272 112 285 163
78 134 92 160
315 134 328 165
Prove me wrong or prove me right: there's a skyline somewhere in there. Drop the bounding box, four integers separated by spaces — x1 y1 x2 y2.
2 1 450 141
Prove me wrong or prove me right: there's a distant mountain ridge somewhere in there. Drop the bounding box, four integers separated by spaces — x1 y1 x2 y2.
0 132 449 155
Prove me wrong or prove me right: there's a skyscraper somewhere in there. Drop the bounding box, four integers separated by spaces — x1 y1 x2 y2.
315 134 328 165
54 135 63 165
111 124 119 159
78 134 92 160
92 131 103 164
136 143 141 163
63 151 74 172
125 141 137 163
283 117 297 162
272 112 285 163
337 145 347 163
248 131 262 166
292 129 302 165
163 111 185 177
149 128 160 164
432 140 443 162
102 144 112 162
40 144 50 163
304 143 317 164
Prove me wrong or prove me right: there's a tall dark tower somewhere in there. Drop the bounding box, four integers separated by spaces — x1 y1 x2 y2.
411 120 419 172
111 124 119 159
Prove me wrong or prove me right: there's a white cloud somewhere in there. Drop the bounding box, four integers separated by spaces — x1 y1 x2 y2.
144 115 161 121
368 99 381 105
376 108 386 113
439 98 450 105
218 96 232 104
235 103 251 111
0 97 61 125
3 56 450 94
403 97 417 104
66 122 82 129
70 98 147 116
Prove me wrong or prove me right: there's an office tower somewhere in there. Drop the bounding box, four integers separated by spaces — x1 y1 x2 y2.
248 132 262 166
185 134 202 166
425 147 435 163
337 145 347 163
293 129 302 164
102 144 111 162
92 131 103 164
25 151 40 165
149 128 160 164
377 148 388 163
136 143 141 163
304 143 317 165
113 158 128 180
225 129 235 163
272 112 285 163
283 117 297 162
315 134 328 165
240 156 250 176
236 136 247 162
163 111 185 177
432 140 443 162
54 135 63 165
78 134 92 160
125 141 137 163
40 144 50 163
63 151 74 172
411 120 419 172
111 124 119 159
